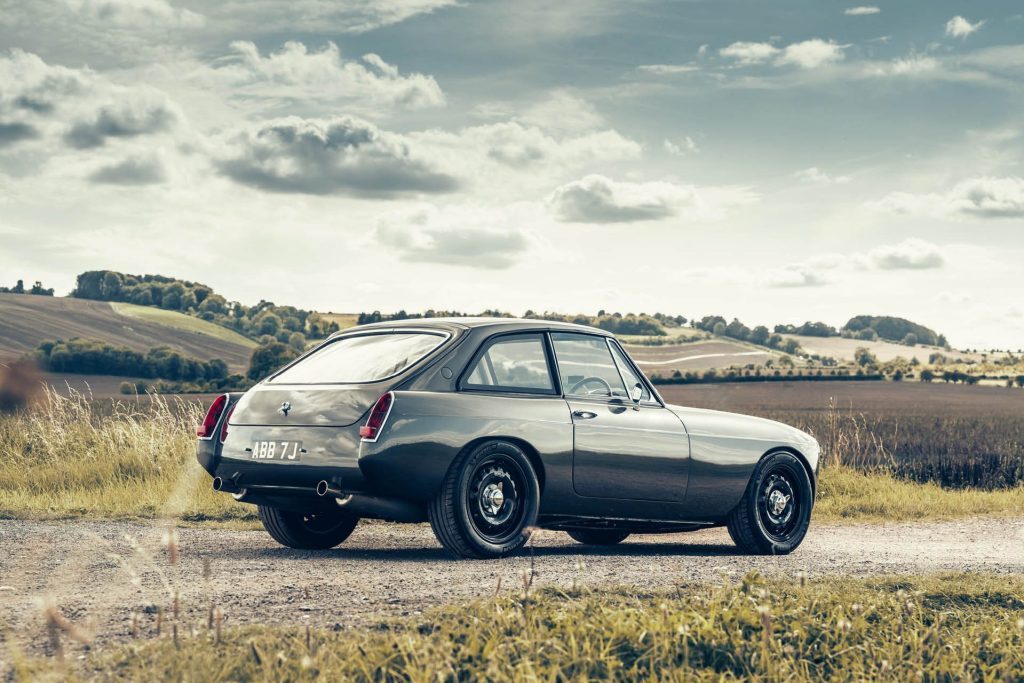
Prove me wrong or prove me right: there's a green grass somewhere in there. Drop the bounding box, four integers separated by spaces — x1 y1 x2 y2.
111 302 257 349
10 574 1024 681
817 466 1024 522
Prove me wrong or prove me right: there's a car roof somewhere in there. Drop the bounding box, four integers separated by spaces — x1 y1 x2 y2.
337 316 612 337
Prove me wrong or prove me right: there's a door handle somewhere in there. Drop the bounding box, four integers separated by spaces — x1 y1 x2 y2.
572 410 597 420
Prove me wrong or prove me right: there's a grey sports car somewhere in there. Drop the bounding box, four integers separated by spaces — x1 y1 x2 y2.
197 318 819 559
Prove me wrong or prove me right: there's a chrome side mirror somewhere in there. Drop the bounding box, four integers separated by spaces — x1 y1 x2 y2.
630 383 644 403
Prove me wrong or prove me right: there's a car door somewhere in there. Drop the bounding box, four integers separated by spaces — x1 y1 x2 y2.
551 332 690 503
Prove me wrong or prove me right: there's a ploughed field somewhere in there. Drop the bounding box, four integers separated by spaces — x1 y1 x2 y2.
0 293 255 373
660 381 1024 489
625 340 782 374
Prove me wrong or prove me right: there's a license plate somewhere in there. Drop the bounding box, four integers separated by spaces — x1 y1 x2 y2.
248 440 303 461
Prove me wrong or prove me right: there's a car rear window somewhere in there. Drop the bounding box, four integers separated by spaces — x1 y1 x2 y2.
269 332 446 384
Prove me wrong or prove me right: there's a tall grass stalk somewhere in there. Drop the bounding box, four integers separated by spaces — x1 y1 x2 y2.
0 388 251 521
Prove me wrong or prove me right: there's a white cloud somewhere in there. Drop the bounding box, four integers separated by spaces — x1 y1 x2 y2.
664 137 699 156
637 64 700 75
762 265 830 288
866 55 940 77
945 16 984 38
215 116 458 197
88 153 167 185
411 122 642 174
794 167 851 184
720 38 845 69
844 6 880 16
62 0 204 28
199 41 445 111
872 177 1024 219
547 174 757 224
375 204 531 269
863 239 945 270
720 41 779 65
517 91 604 132
777 39 846 69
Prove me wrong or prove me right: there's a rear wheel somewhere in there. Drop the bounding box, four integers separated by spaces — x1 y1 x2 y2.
428 440 540 559
257 505 359 550
567 529 630 546
727 451 813 555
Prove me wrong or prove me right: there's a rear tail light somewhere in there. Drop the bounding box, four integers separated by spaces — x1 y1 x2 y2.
220 405 235 443
359 392 393 442
197 394 228 439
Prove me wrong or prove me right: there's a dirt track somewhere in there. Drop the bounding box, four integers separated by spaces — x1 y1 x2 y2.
1 518 1022 657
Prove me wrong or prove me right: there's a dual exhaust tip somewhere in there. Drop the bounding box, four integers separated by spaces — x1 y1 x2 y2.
214 476 342 500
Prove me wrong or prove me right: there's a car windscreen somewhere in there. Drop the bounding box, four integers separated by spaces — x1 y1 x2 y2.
269 332 446 384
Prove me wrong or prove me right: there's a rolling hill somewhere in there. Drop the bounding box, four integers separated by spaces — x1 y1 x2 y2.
0 294 256 373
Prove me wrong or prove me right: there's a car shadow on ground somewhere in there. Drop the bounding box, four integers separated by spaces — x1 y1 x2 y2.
210 540 746 562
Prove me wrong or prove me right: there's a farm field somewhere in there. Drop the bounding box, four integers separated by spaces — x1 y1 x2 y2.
0 294 255 373
317 312 359 330
661 381 1024 488
626 339 785 374
783 333 981 364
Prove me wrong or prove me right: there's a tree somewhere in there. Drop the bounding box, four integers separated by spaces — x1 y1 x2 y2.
920 369 935 383
750 325 770 346
247 342 300 381
287 332 307 351
100 271 122 299
712 321 726 336
854 347 878 368
902 333 918 346
258 313 282 336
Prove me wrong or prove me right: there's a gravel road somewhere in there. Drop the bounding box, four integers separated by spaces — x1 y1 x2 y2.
1 518 1022 658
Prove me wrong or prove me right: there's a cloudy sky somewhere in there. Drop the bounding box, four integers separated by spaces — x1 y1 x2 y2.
1 0 1022 348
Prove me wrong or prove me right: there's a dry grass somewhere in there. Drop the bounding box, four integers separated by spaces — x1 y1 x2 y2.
8 574 1024 681
0 390 1021 525
0 388 253 523
816 466 1024 522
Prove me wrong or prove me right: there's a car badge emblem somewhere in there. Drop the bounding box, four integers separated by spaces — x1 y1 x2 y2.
280 401 291 416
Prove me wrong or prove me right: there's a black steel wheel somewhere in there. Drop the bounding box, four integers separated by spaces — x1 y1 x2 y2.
257 505 359 550
566 529 630 546
428 440 540 559
727 451 813 554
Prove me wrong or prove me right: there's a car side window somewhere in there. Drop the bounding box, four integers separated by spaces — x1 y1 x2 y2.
462 334 555 394
551 333 628 398
609 342 655 404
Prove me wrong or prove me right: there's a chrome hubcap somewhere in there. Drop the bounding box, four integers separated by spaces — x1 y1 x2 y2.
759 471 800 541
481 482 505 515
768 489 790 516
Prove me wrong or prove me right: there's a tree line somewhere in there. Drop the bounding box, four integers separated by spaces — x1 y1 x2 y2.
71 270 341 346
357 309 677 337
0 279 54 296
35 338 236 385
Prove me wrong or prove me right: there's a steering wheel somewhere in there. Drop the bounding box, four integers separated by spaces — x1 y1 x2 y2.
569 376 613 396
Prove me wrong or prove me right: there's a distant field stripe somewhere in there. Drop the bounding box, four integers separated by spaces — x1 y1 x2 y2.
111 302 257 348
634 350 769 366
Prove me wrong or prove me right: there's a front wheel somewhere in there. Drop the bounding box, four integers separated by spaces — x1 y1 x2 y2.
428 440 540 559
257 506 359 550
727 451 813 555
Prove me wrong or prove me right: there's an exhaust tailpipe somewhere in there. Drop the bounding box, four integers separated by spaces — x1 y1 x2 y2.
316 480 344 498
212 476 225 491
213 475 242 494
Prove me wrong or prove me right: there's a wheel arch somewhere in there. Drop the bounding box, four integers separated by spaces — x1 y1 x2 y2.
455 435 547 494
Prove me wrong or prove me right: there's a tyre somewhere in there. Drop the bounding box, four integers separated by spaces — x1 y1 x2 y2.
567 529 630 546
428 440 540 559
257 505 359 550
727 451 813 555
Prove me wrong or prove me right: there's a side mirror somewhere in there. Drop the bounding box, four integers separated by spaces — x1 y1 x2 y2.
630 383 644 403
